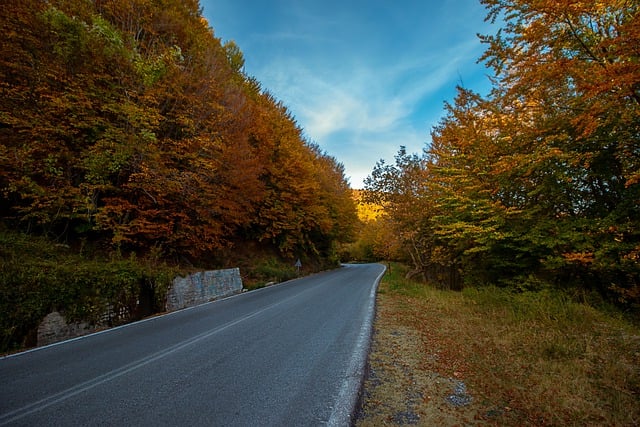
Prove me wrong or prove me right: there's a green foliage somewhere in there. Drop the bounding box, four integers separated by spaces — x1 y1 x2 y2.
223 40 245 74
250 258 298 287
378 263 425 297
41 7 89 64
0 230 175 353
463 286 598 325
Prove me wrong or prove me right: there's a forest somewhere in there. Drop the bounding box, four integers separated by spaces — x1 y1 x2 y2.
362 0 640 309
0 0 358 261
0 0 358 351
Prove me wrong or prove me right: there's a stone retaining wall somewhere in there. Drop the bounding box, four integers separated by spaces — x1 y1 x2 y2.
37 311 97 347
36 268 243 346
165 268 243 312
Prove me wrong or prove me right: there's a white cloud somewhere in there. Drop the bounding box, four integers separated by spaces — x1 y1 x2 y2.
256 40 480 133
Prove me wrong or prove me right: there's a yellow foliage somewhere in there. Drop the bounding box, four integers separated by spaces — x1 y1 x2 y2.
352 190 384 221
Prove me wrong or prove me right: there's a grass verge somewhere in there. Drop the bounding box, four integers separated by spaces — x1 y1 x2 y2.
357 263 640 426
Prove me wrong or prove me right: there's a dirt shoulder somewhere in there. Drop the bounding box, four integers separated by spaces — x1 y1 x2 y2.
355 291 491 426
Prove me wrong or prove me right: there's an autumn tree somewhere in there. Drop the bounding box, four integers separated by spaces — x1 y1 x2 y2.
365 147 441 282
366 0 639 302
244 92 357 261
478 0 640 298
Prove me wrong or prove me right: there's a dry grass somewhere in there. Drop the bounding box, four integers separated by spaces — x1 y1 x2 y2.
357 263 640 426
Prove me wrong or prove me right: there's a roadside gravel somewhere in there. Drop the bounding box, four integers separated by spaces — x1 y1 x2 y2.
355 292 488 426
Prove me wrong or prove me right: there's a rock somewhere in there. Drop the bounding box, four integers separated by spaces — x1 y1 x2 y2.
37 311 96 347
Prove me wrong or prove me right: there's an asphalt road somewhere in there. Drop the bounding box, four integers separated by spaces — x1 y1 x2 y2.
0 263 385 426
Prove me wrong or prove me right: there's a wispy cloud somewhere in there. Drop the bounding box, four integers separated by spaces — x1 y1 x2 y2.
252 36 485 186
204 0 495 186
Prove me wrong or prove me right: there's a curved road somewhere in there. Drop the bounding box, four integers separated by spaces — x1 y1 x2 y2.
0 263 385 426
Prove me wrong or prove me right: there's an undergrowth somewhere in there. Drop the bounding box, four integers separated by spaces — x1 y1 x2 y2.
246 258 299 289
0 230 333 353
377 263 640 425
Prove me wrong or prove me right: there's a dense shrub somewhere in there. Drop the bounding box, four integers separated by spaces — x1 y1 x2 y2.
0 231 175 353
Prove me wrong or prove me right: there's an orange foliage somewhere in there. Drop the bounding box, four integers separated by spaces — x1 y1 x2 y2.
365 1 640 300
0 0 358 264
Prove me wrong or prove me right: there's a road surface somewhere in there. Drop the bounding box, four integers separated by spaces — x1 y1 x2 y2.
0 263 385 426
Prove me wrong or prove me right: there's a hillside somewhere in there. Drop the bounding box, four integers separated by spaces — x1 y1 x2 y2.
0 0 358 352
0 0 358 263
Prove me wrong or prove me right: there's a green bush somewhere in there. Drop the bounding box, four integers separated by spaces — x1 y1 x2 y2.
250 258 298 287
0 231 175 353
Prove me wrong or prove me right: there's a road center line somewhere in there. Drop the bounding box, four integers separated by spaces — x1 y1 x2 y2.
0 285 316 426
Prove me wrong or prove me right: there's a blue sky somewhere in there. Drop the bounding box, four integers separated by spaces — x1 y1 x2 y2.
200 0 498 188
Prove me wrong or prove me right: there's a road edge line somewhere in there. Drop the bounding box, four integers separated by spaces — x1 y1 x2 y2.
327 263 386 427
